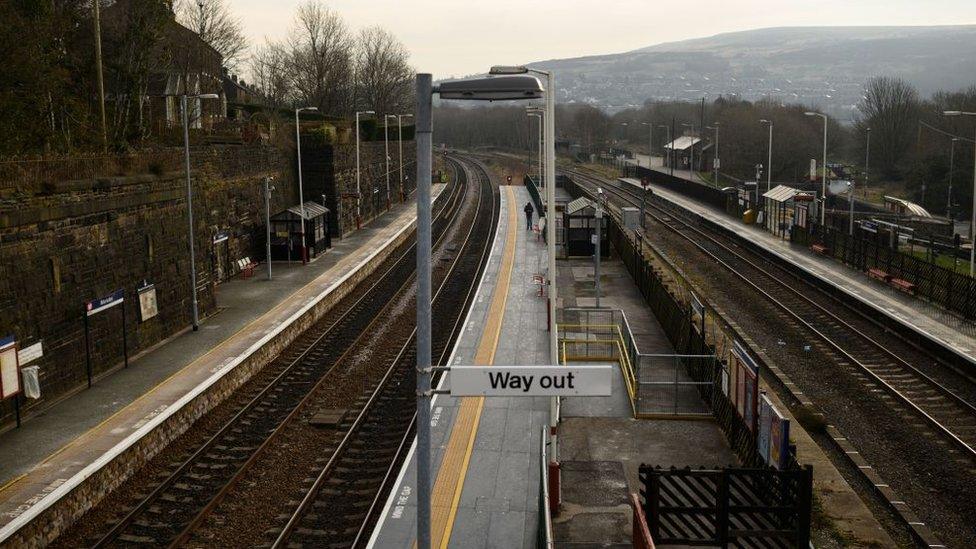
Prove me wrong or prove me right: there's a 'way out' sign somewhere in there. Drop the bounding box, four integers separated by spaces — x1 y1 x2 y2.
450 365 612 397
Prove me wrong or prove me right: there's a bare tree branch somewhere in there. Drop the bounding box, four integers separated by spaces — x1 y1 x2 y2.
175 0 248 71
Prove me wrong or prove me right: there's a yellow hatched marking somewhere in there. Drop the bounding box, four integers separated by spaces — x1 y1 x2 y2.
425 186 520 549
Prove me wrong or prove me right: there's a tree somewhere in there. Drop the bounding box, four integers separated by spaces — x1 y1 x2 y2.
175 0 248 71
249 43 291 109
354 26 412 115
285 1 354 116
855 76 921 179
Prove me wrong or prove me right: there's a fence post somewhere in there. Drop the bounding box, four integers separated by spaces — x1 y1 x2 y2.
717 470 730 547
796 466 814 548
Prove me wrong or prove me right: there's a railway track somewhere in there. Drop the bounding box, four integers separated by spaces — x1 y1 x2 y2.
266 156 498 548
75 162 473 548
569 168 976 461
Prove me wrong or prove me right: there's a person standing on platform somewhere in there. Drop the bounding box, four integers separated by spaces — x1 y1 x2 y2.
524 201 535 230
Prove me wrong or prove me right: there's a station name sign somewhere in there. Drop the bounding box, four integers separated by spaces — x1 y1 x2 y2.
450 365 612 397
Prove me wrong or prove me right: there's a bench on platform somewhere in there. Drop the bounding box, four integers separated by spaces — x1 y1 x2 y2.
867 268 891 282
810 244 830 255
237 257 258 279
889 277 916 294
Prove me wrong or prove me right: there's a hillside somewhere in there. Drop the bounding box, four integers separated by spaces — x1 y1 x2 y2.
530 26 976 118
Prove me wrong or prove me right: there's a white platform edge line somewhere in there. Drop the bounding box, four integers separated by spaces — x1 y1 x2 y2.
0 197 435 542
366 186 509 548
634 179 976 366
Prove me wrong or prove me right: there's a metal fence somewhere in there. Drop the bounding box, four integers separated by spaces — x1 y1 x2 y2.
636 354 716 417
794 222 976 319
537 427 555 548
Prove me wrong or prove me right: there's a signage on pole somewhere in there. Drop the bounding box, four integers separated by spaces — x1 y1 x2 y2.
86 289 124 317
0 336 21 400
17 341 43 365
450 365 612 397
137 283 159 322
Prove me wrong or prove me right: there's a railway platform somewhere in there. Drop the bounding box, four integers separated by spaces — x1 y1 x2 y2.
369 185 552 548
636 177 976 365
0 186 443 543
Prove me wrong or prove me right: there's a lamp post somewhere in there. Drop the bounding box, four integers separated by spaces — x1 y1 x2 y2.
760 119 773 194
528 109 544 190
641 122 653 169
706 123 719 185
805 112 829 225
384 114 396 210
181 93 220 330
415 72 544 549
490 65 558 433
682 123 695 181
659 125 672 175
295 106 318 263
864 127 871 196
264 177 276 280
397 114 413 202
595 188 605 307
943 110 976 275
949 137 960 221
355 109 376 229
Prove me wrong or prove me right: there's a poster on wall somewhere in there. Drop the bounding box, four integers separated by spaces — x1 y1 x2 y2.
731 341 760 432
0 336 21 399
138 283 158 322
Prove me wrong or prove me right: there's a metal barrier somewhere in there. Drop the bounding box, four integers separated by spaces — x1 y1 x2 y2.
636 354 716 417
558 307 718 419
537 427 555 548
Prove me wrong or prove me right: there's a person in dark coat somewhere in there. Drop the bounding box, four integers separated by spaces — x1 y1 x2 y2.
523 202 535 230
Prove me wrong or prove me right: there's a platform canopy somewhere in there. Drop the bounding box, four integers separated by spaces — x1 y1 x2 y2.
762 185 801 204
565 196 596 216
662 136 701 152
273 201 329 221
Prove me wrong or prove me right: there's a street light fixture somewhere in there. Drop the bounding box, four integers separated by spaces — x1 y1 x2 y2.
414 72 544 549
706 123 720 185
295 106 318 264
760 119 773 194
397 114 413 202
658 125 672 176
355 110 376 229
527 109 544 191
943 110 976 275
181 92 220 331
489 65 558 436
641 122 653 169
384 114 397 210
805 111 829 225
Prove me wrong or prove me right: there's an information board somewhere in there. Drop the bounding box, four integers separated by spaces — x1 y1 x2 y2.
0 336 21 399
450 365 612 397
138 284 158 322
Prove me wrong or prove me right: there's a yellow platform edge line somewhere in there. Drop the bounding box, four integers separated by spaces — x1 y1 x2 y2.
427 186 520 549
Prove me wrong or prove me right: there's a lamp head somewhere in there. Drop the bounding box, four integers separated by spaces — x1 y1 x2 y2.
944 111 963 116
437 75 544 101
197 94 220 100
489 65 529 75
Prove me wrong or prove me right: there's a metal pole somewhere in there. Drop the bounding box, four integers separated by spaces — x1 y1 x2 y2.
121 297 128 367
295 109 307 263
538 113 544 191
821 118 828 225
595 205 602 307
398 116 404 202
355 111 362 229
265 178 273 280
767 123 773 194
948 138 957 220
714 125 719 185
385 116 391 210
415 73 433 549
970 126 975 276
93 0 107 150
544 70 558 433
849 182 855 236
182 95 200 331
865 128 871 193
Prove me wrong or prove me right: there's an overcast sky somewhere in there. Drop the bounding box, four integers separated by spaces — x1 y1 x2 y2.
233 0 976 77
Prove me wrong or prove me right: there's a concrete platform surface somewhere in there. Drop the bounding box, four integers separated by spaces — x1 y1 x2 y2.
642 178 976 364
0 187 442 537
369 186 552 549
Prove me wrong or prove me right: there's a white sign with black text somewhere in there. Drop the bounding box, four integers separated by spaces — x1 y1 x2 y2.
450 365 613 397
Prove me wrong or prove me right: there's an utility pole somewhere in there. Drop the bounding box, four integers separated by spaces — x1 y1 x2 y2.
93 0 107 150
864 128 871 195
264 177 275 280
948 137 959 220
595 191 603 308
415 74 433 549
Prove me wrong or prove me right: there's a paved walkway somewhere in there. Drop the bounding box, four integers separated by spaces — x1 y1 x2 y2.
634 178 976 364
0 189 441 534
369 186 552 549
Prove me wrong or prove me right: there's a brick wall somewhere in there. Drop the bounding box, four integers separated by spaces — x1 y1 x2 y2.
0 145 297 426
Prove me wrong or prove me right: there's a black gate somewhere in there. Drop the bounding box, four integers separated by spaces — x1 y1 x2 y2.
640 465 812 548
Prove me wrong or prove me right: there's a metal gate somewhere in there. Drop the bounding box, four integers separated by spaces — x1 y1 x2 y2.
640 465 812 548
